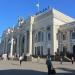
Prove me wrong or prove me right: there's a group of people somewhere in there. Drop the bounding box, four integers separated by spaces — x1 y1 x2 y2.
46 56 75 75
60 57 74 64
18 55 75 75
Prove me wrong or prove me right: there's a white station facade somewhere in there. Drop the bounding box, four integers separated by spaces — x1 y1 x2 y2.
0 8 75 58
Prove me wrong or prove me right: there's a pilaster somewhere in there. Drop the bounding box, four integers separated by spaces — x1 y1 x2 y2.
16 35 20 56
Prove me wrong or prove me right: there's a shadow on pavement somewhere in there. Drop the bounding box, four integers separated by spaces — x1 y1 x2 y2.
0 69 47 75
56 73 75 75
56 67 75 75
0 68 75 75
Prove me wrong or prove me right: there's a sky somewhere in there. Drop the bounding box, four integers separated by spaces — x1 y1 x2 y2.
0 0 75 36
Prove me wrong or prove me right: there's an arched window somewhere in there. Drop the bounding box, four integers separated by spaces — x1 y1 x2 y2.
37 31 44 42
38 31 41 42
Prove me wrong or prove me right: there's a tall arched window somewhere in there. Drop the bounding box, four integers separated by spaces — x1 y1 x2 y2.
38 31 44 42
38 31 41 42
35 33 37 42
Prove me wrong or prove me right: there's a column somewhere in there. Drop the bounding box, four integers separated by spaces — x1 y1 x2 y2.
59 32 62 52
3 38 6 54
44 30 47 55
19 35 22 56
16 35 20 57
10 37 14 58
28 16 34 56
8 29 14 58
28 24 32 56
5 37 8 54
67 30 71 53
4 37 8 54
24 33 26 55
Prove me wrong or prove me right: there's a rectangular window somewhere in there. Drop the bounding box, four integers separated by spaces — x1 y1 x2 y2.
48 48 50 55
35 34 37 42
72 32 75 39
41 32 44 41
63 34 66 40
35 47 37 55
38 32 41 42
41 46 43 56
63 46 67 56
48 32 50 40
37 46 40 55
38 31 44 42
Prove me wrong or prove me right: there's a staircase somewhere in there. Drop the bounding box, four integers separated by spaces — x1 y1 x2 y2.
63 56 71 62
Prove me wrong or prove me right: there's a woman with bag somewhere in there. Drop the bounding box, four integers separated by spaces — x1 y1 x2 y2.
46 56 56 75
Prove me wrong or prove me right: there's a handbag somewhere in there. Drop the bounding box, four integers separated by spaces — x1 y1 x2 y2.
51 68 56 74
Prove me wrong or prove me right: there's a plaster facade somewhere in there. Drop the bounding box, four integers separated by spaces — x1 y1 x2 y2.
0 8 75 58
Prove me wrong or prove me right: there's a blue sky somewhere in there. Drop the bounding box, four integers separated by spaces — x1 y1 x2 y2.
0 0 75 36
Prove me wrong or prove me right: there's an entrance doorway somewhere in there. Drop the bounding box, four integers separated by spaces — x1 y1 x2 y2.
63 46 67 56
73 45 75 58
48 48 50 55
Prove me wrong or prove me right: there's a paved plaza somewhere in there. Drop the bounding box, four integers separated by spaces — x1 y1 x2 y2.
0 58 75 75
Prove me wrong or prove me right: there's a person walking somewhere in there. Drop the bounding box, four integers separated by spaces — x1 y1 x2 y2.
46 56 56 75
71 57 74 64
46 56 52 75
37 56 40 63
60 57 62 64
19 56 23 66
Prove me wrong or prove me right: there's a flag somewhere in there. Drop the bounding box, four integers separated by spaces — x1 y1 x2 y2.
36 0 40 12
36 3 39 8
36 3 40 12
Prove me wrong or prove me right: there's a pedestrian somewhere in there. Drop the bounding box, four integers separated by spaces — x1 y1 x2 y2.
60 57 62 64
71 57 74 64
19 56 23 66
46 56 52 75
37 56 40 63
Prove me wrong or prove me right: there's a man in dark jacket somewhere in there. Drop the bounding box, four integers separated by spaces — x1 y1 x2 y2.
46 56 52 75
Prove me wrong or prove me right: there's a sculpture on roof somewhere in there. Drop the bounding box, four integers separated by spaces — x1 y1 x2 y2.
18 16 25 26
